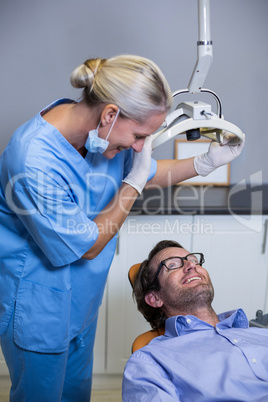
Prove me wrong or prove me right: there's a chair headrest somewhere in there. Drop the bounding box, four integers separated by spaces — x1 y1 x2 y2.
128 263 141 288
128 262 166 352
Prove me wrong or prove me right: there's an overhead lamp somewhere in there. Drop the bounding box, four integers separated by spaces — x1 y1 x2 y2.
152 0 244 150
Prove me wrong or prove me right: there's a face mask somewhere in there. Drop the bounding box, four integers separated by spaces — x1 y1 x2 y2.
85 109 120 154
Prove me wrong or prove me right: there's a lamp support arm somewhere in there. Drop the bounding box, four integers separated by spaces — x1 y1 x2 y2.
188 0 213 93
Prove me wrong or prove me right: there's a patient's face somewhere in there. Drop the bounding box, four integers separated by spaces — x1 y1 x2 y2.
150 247 214 317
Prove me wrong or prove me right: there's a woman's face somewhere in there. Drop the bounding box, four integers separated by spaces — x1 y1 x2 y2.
101 111 166 159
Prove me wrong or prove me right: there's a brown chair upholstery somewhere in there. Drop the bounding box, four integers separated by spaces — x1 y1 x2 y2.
128 263 141 288
128 263 165 353
131 327 165 353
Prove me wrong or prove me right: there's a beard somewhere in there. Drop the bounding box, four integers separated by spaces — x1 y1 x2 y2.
161 282 215 316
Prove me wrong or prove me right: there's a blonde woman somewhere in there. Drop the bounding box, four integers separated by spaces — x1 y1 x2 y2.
0 55 244 401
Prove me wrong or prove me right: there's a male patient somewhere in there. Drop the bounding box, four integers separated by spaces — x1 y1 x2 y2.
122 240 268 401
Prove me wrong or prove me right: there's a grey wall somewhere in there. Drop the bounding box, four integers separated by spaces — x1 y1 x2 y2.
1 0 267 185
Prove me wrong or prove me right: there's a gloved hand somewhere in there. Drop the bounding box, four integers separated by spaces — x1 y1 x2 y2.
122 136 153 194
194 132 246 177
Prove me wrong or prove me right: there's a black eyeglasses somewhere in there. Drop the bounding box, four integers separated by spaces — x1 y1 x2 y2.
151 253 205 286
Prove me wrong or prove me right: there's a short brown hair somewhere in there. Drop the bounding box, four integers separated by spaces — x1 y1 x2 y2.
133 240 183 330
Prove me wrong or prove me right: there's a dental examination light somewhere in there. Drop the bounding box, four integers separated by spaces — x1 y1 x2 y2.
152 0 244 150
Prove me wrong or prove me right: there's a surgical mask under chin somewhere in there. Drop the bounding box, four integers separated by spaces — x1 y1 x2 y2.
85 109 120 154
85 122 108 154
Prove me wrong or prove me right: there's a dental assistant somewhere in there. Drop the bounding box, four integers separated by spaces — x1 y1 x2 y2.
0 55 244 401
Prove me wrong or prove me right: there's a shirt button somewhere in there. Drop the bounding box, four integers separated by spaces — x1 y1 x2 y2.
252 358 257 364
186 319 191 324
233 339 238 343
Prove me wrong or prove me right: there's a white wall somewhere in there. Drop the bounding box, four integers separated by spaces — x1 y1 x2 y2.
1 0 267 184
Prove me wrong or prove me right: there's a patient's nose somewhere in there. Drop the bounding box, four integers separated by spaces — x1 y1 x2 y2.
183 259 196 272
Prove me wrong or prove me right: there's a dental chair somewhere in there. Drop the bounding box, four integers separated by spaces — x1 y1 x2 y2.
128 263 165 353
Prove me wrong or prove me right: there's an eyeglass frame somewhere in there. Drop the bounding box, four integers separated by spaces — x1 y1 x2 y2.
150 253 205 288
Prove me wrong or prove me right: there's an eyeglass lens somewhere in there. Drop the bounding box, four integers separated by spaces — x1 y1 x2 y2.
164 254 202 270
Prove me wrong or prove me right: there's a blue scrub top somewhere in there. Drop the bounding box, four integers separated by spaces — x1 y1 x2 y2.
0 99 157 353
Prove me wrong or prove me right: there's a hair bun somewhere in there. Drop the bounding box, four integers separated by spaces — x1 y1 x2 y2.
70 58 105 89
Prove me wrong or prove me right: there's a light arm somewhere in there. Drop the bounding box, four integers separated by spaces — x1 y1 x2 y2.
188 0 213 93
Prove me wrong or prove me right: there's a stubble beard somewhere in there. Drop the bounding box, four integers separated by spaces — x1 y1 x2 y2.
179 283 214 311
163 282 215 315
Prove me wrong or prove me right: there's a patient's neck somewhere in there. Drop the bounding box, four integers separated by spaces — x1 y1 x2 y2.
192 306 219 327
169 306 220 327
164 286 220 327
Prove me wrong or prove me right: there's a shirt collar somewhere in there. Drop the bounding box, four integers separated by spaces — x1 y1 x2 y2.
217 308 249 329
165 309 249 338
40 98 75 116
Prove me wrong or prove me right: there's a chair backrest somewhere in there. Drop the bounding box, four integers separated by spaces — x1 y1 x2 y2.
128 263 165 352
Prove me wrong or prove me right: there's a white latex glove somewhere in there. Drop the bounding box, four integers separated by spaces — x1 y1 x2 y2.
122 136 153 194
194 132 246 177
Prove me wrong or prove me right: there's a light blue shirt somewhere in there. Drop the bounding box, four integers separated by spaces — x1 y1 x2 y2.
0 99 157 353
123 309 268 401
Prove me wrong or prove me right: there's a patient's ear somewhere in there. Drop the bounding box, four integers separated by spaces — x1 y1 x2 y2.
145 292 163 308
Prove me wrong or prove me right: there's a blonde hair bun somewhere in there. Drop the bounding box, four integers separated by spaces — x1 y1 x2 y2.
70 55 172 121
70 58 105 89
